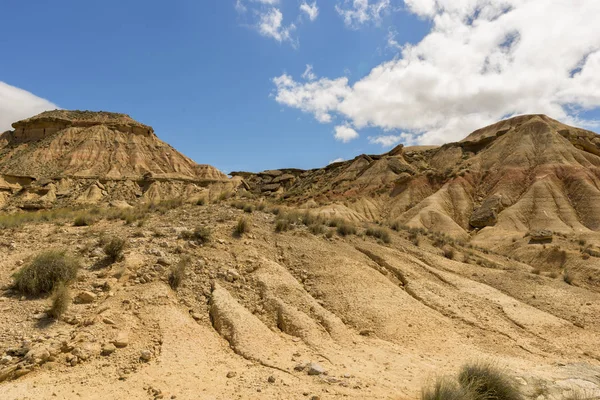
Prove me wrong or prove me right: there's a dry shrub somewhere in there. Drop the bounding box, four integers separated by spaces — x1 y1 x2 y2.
196 197 206 206
48 282 70 319
309 223 326 235
13 250 80 295
104 237 127 263
366 227 391 243
73 213 96 227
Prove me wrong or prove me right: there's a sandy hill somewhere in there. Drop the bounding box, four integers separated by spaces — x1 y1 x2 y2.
233 115 600 243
0 110 235 210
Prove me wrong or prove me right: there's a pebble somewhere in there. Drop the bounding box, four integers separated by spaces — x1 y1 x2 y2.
101 344 116 356
75 291 97 304
307 362 325 376
226 371 236 378
140 350 153 361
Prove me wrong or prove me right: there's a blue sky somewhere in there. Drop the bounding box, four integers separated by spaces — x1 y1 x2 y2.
1 0 599 173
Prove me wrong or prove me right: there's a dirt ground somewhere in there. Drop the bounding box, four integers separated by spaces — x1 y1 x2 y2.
1 203 600 399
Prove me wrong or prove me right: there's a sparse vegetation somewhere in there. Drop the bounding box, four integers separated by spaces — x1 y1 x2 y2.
48 282 70 319
196 197 206 206
243 204 254 213
168 256 190 290
443 247 455 260
103 237 127 263
13 250 80 295
366 226 391 243
234 217 250 236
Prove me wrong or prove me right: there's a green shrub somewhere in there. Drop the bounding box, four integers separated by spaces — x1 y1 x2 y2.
104 237 127 263
168 256 190 290
366 227 391 243
48 282 70 319
458 363 522 400
234 217 250 236
181 226 211 243
13 250 80 295
422 378 476 400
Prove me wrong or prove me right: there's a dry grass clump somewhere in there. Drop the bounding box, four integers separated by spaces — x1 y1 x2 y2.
48 282 71 319
458 363 523 400
168 256 190 290
234 217 250 236
13 250 80 295
421 378 477 400
196 197 206 206
181 226 212 243
275 217 291 233
336 221 357 236
421 362 522 400
366 226 391 243
104 237 127 263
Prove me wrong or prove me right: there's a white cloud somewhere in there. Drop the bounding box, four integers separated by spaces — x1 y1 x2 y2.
334 124 359 142
302 64 317 81
300 1 319 21
273 0 600 144
329 157 345 164
273 74 351 123
258 8 296 43
336 0 392 28
0 82 57 132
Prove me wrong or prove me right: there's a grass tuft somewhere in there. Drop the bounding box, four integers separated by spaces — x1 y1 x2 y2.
168 256 190 290
234 217 250 236
48 282 70 319
458 363 523 400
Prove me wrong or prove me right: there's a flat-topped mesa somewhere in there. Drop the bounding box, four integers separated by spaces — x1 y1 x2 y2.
11 110 154 142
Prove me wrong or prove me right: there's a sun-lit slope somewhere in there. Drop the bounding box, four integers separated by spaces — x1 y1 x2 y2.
235 114 600 240
0 110 226 180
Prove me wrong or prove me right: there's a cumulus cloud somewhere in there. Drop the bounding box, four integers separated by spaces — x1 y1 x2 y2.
336 0 392 28
273 0 600 144
334 124 359 142
0 82 57 132
300 1 319 21
368 134 408 147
